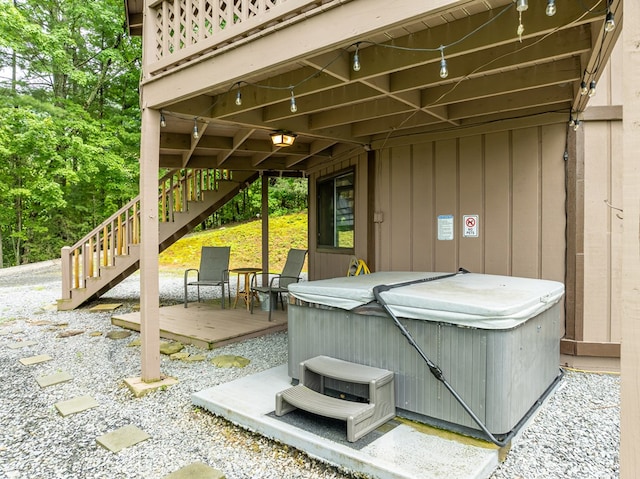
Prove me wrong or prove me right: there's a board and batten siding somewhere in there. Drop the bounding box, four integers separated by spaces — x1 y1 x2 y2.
374 125 566 286
308 124 567 293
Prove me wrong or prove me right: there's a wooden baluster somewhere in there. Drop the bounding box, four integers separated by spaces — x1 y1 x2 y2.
132 202 139 245
161 179 167 222
73 248 80 289
88 237 94 277
117 216 123 256
102 226 109 267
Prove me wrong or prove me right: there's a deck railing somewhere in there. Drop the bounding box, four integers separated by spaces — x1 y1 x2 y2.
147 0 345 75
60 168 230 299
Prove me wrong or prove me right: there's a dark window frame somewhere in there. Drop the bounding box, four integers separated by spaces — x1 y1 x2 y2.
316 168 355 252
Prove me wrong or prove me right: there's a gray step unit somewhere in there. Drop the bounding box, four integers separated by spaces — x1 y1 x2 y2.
275 355 395 442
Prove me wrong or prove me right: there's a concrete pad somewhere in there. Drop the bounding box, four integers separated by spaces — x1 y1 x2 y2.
163 462 224 479
55 395 99 417
36 371 73 388
7 340 37 349
19 354 52 366
192 365 500 479
123 376 178 398
89 303 122 312
96 424 150 453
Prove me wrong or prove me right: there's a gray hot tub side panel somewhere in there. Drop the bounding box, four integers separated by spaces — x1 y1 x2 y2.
287 303 561 435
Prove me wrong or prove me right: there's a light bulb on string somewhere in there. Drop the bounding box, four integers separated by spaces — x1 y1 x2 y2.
353 44 361 72
516 0 528 12
580 81 588 96
573 119 580 131
160 114 166 128
235 89 242 106
604 11 615 32
290 89 297 113
545 0 556 17
193 119 199 139
439 47 448 79
588 80 596 98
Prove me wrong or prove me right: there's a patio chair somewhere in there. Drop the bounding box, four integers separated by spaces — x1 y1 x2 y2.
250 248 307 321
184 246 231 309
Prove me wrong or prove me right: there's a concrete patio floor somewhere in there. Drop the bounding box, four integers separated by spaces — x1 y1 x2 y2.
192 365 506 479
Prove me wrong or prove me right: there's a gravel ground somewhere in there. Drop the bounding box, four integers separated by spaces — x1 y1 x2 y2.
0 261 620 479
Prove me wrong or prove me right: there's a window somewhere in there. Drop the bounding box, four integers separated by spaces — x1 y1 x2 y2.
317 170 354 249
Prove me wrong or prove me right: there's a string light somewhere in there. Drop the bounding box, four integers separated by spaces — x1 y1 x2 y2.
160 113 166 128
439 46 449 79
168 0 601 127
545 0 556 17
580 81 588 96
604 11 615 32
588 80 596 98
516 0 527 42
289 89 297 113
573 119 580 131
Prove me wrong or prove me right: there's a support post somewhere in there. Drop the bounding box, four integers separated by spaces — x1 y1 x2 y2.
261 175 269 284
139 105 161 382
621 1 640 476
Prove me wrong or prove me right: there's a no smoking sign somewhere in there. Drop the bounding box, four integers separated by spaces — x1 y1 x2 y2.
463 215 479 238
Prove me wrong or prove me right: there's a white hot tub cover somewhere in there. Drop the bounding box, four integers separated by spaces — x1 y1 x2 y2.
288 271 564 330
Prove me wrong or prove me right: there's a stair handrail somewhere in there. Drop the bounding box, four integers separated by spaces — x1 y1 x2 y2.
60 168 231 300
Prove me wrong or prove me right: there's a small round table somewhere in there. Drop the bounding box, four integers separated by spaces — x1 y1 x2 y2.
230 267 262 310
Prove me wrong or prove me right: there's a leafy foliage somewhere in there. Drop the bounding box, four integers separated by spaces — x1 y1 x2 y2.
160 212 308 273
0 0 141 266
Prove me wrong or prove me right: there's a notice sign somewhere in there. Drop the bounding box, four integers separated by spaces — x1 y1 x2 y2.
437 215 454 241
463 215 479 238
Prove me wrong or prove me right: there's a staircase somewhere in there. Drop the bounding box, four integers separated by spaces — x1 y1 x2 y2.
57 168 258 311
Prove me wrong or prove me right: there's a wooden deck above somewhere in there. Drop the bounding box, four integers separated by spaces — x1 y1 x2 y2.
112 302 287 350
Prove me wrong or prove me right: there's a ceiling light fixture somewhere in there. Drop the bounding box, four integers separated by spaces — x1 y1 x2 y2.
270 130 297 147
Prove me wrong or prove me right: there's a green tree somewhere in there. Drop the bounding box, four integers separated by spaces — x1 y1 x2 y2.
0 0 141 266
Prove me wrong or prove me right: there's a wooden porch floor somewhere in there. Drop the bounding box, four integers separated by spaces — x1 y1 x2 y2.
111 302 287 349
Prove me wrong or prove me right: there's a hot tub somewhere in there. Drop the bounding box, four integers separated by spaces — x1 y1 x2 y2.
287 271 564 437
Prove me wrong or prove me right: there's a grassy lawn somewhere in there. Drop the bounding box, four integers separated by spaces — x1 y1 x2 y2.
159 212 308 274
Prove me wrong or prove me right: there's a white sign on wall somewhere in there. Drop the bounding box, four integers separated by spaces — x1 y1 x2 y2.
438 215 454 240
463 215 479 238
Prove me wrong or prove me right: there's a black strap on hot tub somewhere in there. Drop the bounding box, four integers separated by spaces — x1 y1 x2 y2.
372 267 517 447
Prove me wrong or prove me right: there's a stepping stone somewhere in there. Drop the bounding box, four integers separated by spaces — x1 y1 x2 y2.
19 354 53 366
36 371 73 388
7 340 37 349
123 376 179 398
89 303 122 312
210 355 250 368
96 425 150 453
57 330 84 338
106 330 131 340
29 320 53 326
163 462 225 479
55 395 99 417
160 341 184 355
